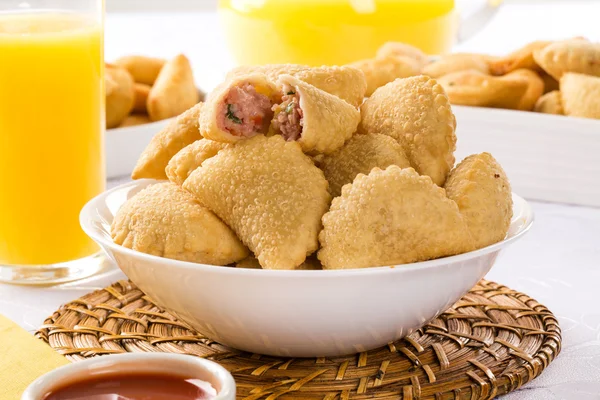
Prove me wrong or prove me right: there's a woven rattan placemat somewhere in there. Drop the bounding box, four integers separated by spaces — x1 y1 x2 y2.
36 279 561 399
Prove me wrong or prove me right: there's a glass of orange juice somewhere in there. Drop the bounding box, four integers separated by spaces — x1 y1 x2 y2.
218 0 502 66
0 0 105 284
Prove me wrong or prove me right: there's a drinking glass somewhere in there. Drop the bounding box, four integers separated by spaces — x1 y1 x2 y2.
0 0 105 284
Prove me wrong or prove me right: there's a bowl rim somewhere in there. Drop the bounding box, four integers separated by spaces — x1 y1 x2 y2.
21 353 236 400
81 179 534 277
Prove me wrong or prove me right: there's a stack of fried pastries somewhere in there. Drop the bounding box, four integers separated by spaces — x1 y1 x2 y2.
427 38 600 119
114 63 513 270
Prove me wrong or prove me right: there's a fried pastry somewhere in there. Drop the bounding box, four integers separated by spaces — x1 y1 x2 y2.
119 114 152 128
488 41 552 75
132 102 203 180
183 135 330 270
114 55 166 85
533 90 563 115
228 65 367 107
376 41 429 68
199 73 278 143
111 182 248 264
444 153 512 250
166 139 229 185
560 72 600 119
133 83 151 113
271 75 360 155
147 54 200 121
540 71 559 93
319 133 410 197
106 65 135 129
534 39 600 80
318 166 473 270
506 69 545 111
350 55 422 97
423 53 490 78
358 75 456 186
236 255 321 270
438 70 529 109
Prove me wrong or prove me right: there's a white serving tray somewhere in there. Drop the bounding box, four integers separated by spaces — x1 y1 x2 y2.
105 118 171 179
453 106 600 208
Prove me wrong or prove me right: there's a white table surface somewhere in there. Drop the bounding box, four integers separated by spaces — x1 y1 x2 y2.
3 3 600 399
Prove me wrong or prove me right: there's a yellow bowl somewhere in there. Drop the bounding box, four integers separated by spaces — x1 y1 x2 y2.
218 0 459 66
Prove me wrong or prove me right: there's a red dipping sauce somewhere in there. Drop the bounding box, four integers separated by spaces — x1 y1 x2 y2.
43 373 217 400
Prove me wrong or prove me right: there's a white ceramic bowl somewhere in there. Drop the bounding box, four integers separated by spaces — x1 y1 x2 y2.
81 179 533 357
106 119 172 178
22 353 235 400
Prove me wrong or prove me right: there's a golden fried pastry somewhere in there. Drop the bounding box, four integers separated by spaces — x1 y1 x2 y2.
506 69 545 111
438 70 529 110
560 73 600 119
183 135 330 270
358 75 456 186
534 39 600 80
489 41 552 75
540 72 559 93
423 53 490 78
228 65 367 107
318 166 473 269
350 55 422 97
114 55 166 85
166 139 229 185
444 153 512 250
319 133 410 197
376 41 429 68
533 90 563 115
106 65 135 129
119 114 152 128
236 255 321 270
133 83 151 113
147 54 200 121
199 73 278 143
271 75 360 155
111 182 248 264
132 102 203 180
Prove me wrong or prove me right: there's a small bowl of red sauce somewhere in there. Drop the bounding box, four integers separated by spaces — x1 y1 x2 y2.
22 353 235 400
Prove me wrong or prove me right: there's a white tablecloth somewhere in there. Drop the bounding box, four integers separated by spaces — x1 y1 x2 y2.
3 3 600 398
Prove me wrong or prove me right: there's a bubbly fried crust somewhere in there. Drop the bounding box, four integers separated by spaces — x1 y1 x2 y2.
236 255 321 270
423 53 490 78
350 55 421 97
319 133 411 197
318 166 473 269
131 102 204 180
274 75 360 155
227 65 367 107
444 153 512 250
358 75 456 186
489 41 552 75
438 70 529 109
166 139 229 185
534 39 600 80
111 183 248 264
506 69 545 111
560 73 600 119
534 90 564 115
183 135 330 270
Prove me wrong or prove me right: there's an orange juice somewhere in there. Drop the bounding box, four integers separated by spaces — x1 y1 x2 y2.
0 12 104 265
218 0 457 66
